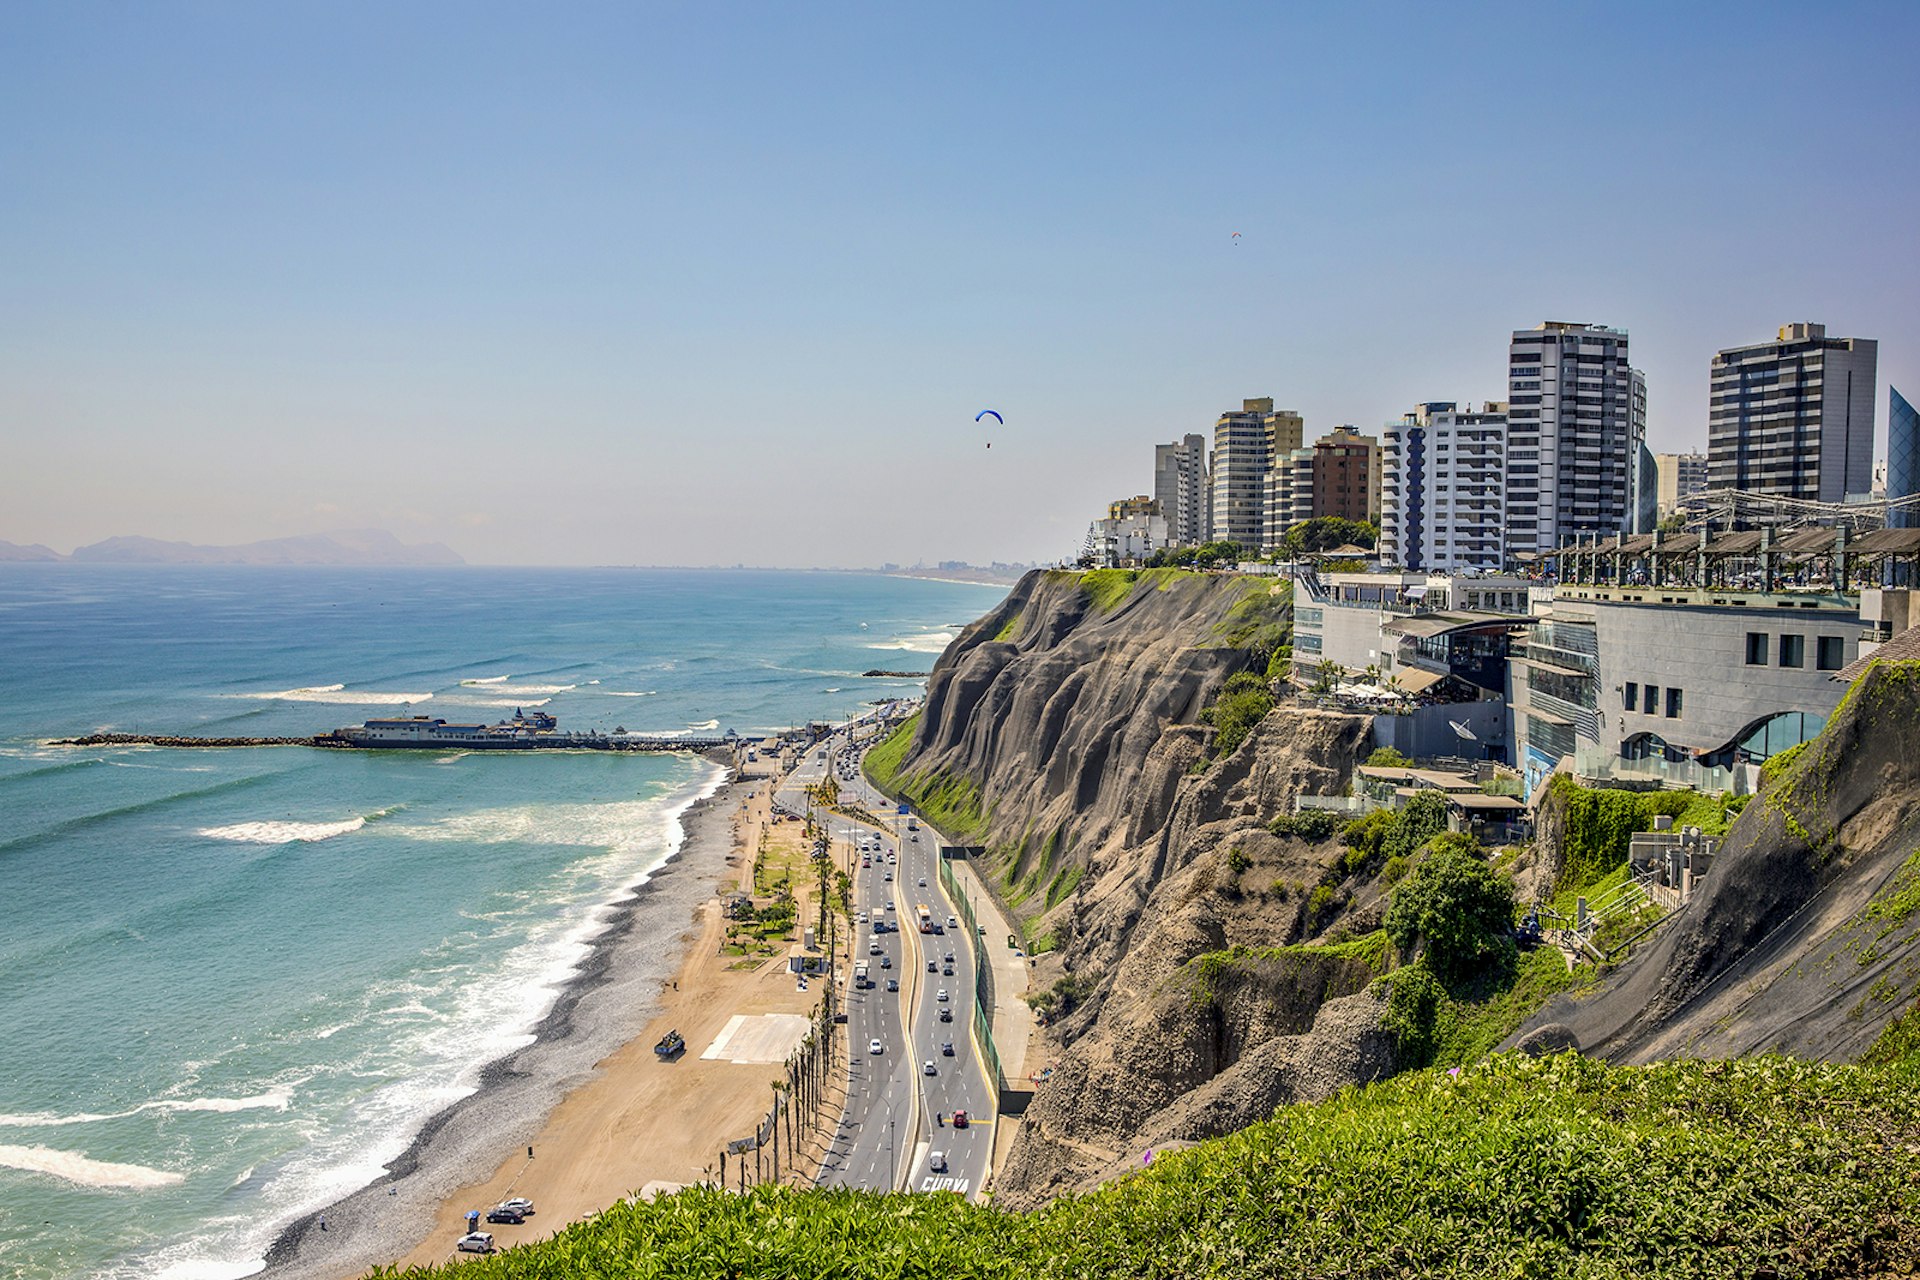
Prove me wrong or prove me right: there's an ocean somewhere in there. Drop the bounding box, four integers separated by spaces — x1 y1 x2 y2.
0 566 1004 1280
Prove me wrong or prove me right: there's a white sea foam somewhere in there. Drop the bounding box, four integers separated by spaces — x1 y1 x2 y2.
458 675 511 685
823 687 842 693
0 1143 185 1188
605 690 657 697
454 679 577 696
234 685 433 706
200 818 366 844
686 718 720 731
0 1088 292 1128
867 629 958 654
437 696 552 709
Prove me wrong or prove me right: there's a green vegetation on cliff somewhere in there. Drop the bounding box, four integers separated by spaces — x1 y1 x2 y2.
862 713 989 843
371 1054 1920 1279
1546 776 1746 897
1196 671 1274 759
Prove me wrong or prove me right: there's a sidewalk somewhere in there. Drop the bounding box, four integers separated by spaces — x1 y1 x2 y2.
944 856 1034 1088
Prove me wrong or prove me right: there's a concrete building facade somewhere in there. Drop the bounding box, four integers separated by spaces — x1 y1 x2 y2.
1210 398 1302 553
1655 452 1709 517
1153 433 1210 546
1085 495 1168 567
1707 323 1879 504
1505 322 1643 559
1312 426 1380 524
1379 402 1508 572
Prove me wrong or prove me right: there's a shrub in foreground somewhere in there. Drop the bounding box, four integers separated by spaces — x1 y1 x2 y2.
370 1054 1920 1280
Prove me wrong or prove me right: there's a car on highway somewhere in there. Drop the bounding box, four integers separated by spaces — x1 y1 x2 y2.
947 917 959 930
943 964 954 975
918 878 927 887
869 1038 884 1054
945 952 956 963
929 1150 947 1172
869 942 882 955
936 989 949 1002
939 1007 953 1022
953 1110 970 1129
886 978 899 991
923 1060 937 1076
941 1041 954 1055
880 955 891 968
884 872 893 882
927 960 936 972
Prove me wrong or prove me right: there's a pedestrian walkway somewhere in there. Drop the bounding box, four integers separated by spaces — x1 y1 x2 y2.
945 857 1033 1087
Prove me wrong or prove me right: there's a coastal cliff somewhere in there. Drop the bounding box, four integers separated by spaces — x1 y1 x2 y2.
868 568 1397 1200
1513 660 1920 1064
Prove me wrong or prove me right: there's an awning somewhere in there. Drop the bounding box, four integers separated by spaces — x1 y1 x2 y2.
1447 793 1526 812
1392 666 1450 695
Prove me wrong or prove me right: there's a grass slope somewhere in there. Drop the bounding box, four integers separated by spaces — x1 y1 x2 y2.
371 1054 1920 1279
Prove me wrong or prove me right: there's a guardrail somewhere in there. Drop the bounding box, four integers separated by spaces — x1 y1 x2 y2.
937 846 1008 1097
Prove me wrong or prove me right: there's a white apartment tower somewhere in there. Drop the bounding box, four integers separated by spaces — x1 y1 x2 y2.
1707 323 1878 504
1380 401 1509 572
1153 433 1210 546
1504 322 1644 557
1209 398 1303 553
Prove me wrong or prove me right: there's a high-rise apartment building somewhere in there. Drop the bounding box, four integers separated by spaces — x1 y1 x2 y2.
1707 323 1878 504
1505 322 1643 557
1209 397 1303 552
1655 452 1710 517
1310 426 1380 524
1379 401 1508 572
1264 448 1316 549
1890 388 1919 530
1153 433 1210 546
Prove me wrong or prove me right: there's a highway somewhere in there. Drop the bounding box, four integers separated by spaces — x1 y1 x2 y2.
777 723 993 1198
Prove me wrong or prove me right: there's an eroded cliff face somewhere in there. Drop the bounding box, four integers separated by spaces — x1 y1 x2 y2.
1513 661 1920 1066
882 570 1388 1202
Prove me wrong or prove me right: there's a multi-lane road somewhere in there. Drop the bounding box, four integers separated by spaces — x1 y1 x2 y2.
778 725 993 1198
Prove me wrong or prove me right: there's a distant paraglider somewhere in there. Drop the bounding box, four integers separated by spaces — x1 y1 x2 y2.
975 409 1002 449
1231 231 1242 244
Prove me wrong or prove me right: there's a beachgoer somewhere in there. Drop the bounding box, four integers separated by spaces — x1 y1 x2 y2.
318 1214 327 1231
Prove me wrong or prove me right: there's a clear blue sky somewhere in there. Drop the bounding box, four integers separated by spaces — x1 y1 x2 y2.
4 2 1916 566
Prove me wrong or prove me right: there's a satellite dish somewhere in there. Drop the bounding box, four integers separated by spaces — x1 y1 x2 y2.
1449 719 1477 741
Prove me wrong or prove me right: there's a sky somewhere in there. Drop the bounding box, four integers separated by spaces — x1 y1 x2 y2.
3 3 1917 567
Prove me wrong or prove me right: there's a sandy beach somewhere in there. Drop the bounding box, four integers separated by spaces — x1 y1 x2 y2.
261 751 846 1280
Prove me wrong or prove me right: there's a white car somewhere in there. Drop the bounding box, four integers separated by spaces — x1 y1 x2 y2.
923 1059 937 1076
869 941 882 955
869 1038 884 1055
457 1231 495 1254
936 989 949 1002
929 1149 947 1172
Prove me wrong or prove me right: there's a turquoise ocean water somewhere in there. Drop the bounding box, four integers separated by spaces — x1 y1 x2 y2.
0 567 1002 1280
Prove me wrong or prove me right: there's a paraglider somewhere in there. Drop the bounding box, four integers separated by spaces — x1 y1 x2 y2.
1231 231 1242 244
975 409 1002 449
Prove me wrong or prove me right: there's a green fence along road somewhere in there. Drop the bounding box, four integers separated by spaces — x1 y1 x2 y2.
939 846 1008 1099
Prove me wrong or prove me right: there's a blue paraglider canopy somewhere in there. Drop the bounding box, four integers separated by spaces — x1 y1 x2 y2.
975 410 1004 425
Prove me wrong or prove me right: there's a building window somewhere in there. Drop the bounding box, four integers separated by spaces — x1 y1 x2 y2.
1624 682 1637 710
1666 687 1682 718
1780 635 1805 668
1746 633 1769 665
1817 636 1845 671
1643 684 1658 714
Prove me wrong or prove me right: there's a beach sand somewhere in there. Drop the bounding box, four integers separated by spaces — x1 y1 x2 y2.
262 755 847 1280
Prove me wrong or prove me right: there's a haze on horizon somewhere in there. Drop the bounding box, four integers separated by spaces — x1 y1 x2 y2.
4 3 1916 569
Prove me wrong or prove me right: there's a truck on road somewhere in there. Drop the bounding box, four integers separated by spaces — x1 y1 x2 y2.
854 961 871 989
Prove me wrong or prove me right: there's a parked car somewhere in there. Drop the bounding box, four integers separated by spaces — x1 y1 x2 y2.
500 1197 534 1215
486 1206 525 1224
457 1232 495 1254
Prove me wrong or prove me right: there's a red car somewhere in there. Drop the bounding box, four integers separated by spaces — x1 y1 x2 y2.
952 1110 969 1129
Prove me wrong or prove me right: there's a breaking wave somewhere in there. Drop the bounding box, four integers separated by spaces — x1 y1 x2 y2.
0 1144 185 1189
235 685 433 706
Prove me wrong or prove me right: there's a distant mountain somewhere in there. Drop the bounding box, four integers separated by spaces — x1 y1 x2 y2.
19 530 465 566
0 540 63 562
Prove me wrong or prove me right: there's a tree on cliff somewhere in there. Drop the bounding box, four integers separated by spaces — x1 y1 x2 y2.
1275 517 1378 558
1384 836 1516 981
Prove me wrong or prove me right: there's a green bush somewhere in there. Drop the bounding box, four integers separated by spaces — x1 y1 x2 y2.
1385 841 1517 981
1199 671 1275 759
1225 846 1250 875
1381 961 1447 1066
1366 745 1412 767
1268 808 1342 842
